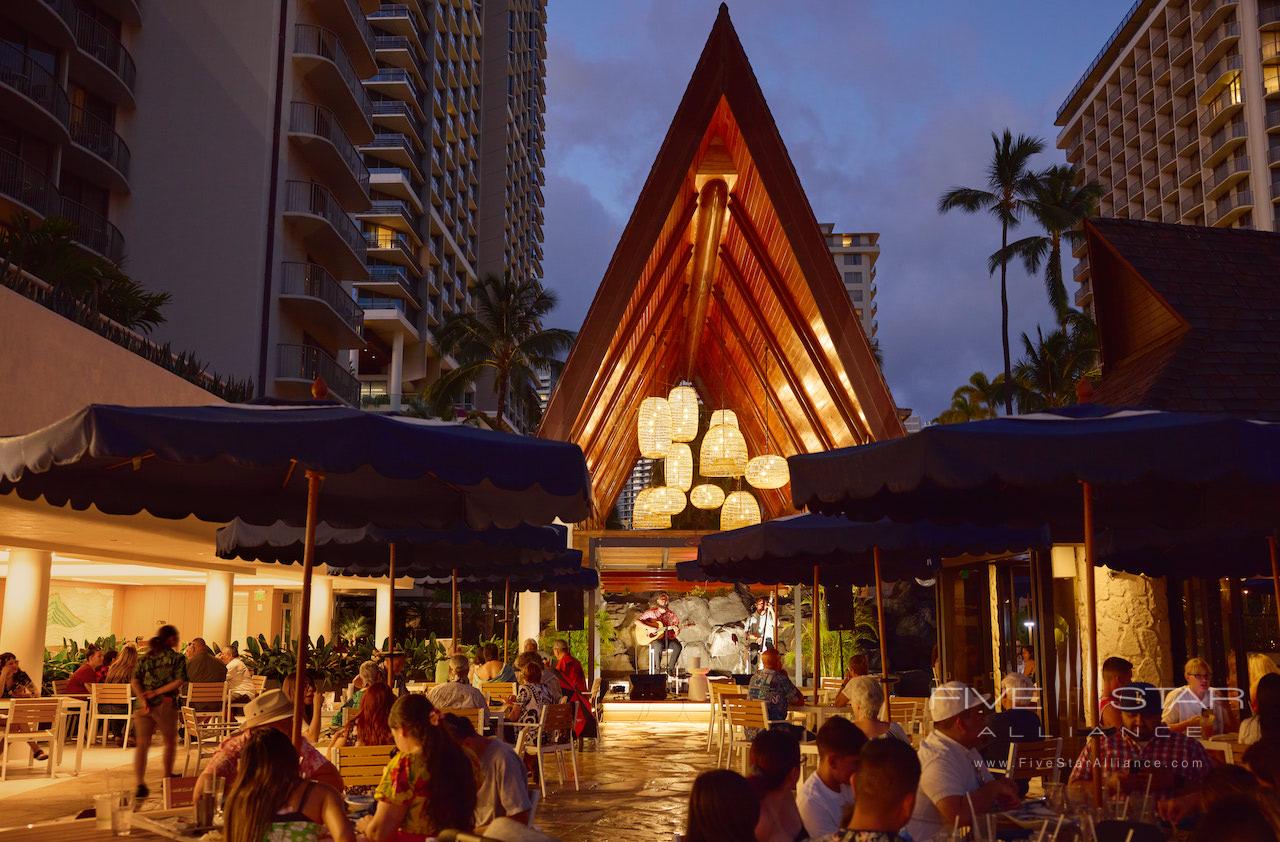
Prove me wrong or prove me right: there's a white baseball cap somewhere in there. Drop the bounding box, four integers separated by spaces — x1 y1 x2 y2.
928 680 985 722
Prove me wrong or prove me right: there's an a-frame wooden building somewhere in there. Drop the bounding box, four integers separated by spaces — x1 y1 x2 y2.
540 4 902 538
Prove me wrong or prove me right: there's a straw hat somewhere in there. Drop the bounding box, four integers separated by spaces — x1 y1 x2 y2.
240 689 295 730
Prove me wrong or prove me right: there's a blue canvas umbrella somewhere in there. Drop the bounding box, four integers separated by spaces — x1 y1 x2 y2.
0 401 591 744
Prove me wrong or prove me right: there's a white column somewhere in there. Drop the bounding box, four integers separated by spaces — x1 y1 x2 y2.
307 573 334 644
793 583 804 687
517 590 540 649
202 570 235 649
1 548 52 692
374 583 392 648
389 331 405 411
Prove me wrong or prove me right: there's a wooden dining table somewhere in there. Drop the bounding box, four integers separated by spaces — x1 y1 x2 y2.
0 809 188 841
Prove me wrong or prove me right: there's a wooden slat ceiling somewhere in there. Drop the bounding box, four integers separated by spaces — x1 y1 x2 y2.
539 6 903 528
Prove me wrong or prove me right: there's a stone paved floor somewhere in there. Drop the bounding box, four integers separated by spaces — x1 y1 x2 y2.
0 721 714 840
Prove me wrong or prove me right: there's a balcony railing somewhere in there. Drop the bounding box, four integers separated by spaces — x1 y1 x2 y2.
1262 5 1280 26
1195 21 1240 67
366 265 419 299
365 198 416 221
277 343 360 406
1203 118 1247 158
280 261 363 334
289 101 369 191
1200 53 1243 91
73 7 136 92
1210 188 1252 223
1194 0 1236 31
69 105 131 178
293 25 370 118
59 195 125 262
0 148 57 216
364 230 415 256
358 295 408 314
369 132 412 151
339 0 375 56
369 165 416 182
369 69 417 93
1203 85 1243 122
375 35 413 52
0 41 70 127
1209 151 1250 188
284 180 366 262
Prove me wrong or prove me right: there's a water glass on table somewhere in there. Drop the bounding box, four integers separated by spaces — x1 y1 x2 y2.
110 790 134 836
93 793 115 830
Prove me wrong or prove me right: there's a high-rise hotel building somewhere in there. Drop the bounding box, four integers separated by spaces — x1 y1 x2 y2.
0 0 547 417
1056 0 1280 308
820 223 879 340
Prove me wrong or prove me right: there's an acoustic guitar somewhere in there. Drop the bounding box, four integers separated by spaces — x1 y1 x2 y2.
633 618 695 642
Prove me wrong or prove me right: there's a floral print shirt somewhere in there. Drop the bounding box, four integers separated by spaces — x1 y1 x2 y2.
374 752 436 837
514 681 555 724
812 831 910 842
132 648 187 703
748 668 799 729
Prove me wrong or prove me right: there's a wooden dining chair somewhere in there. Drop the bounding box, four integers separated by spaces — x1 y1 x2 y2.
522 702 579 798
50 680 71 697
336 744 396 787
184 682 229 720
482 682 516 707
441 707 486 736
711 684 747 764
1005 737 1063 783
723 698 780 774
180 706 234 775
1 699 61 780
88 683 132 748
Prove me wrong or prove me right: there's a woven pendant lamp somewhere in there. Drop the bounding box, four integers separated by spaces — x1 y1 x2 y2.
637 396 672 459
746 454 789 490
700 422 748 477
720 490 761 530
664 443 693 492
709 409 738 429
668 385 699 443
651 485 687 516
690 483 726 510
632 488 671 530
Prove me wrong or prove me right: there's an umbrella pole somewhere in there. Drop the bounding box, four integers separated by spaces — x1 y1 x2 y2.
1269 534 1280 641
813 564 821 705
1082 480 1103 807
386 543 396 685
873 546 891 719
291 469 323 749
772 583 779 645
503 577 511 665
451 567 459 646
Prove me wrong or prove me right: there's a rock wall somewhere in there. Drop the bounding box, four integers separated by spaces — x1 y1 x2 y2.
601 590 766 675
1093 568 1173 685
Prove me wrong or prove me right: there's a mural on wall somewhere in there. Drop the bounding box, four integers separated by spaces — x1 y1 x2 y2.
45 587 114 646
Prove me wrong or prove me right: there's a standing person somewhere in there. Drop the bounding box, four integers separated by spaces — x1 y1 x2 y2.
745 596 776 671
1241 673 1280 746
222 727 355 842
685 769 760 842
905 682 1019 840
357 694 478 841
184 638 228 683
811 737 922 842
1099 656 1134 730
797 716 868 838
427 655 488 711
747 728 805 842
331 683 395 749
218 647 256 705
747 648 806 739
65 647 105 695
1164 657 1234 736
832 654 871 708
636 592 685 676
441 713 532 829
131 624 187 799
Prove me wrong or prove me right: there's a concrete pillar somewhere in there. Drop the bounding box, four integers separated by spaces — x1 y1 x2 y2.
517 590 540 650
307 573 334 644
389 331 405 411
374 583 392 648
0 548 52 692
202 570 235 649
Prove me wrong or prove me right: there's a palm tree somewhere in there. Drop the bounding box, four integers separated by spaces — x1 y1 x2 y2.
939 129 1045 413
933 392 994 425
993 164 1104 320
932 371 1002 425
425 273 575 429
1009 322 1097 412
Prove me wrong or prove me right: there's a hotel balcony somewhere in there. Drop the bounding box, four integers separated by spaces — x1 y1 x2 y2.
1201 85 1244 131
369 166 423 210
1194 0 1238 33
1270 139 1280 166
364 132 422 175
292 25 372 145
355 199 420 240
370 101 424 146
288 101 370 209
1202 117 1247 164
357 264 420 303
0 149 57 223
1269 103 1280 131
9 0 75 52
93 0 141 26
1198 53 1242 98
314 0 377 76
363 229 418 271
0 41 70 145
358 295 420 343
70 7 136 107
373 36 426 86
276 343 360 406
64 105 130 193
1194 22 1240 72
283 180 368 278
278 261 365 350
1205 152 1249 197
59 195 125 263
1208 188 1252 224
364 69 422 116
369 5 423 44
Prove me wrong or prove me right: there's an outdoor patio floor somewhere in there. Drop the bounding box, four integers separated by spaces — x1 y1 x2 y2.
0 721 709 841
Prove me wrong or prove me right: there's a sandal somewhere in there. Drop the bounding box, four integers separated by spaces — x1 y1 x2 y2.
32 749 48 761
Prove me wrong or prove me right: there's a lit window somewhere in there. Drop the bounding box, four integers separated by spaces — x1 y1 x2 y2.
1228 75 1242 105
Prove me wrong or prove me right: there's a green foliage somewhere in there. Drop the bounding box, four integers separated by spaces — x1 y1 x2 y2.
41 635 122 695
537 608 613 667
335 610 371 645
397 635 443 680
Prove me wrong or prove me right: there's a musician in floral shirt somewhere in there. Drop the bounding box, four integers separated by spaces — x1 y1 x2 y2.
636 592 683 675
811 739 921 842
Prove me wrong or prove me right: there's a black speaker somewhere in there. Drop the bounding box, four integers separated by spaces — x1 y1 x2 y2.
825 583 856 631
629 673 667 700
555 589 585 631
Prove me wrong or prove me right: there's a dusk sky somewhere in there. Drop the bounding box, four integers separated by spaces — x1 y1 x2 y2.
539 0 1123 422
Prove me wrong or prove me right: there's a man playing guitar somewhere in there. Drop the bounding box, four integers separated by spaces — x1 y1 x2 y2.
745 594 776 670
635 592 686 676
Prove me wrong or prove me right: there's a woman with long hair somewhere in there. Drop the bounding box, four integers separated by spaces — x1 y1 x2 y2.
224 727 354 842
685 769 760 842
283 671 323 744
1242 673 1280 745
130 625 187 799
105 645 139 684
357 694 478 841
331 682 394 749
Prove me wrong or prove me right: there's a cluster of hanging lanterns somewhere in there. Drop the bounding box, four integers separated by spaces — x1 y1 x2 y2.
632 385 789 531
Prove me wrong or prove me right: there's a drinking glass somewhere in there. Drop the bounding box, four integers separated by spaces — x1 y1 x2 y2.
93 794 114 830
111 791 134 836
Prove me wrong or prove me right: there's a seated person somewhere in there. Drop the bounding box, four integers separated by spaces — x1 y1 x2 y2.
905 681 1019 841
506 659 555 734
427 654 487 711
357 695 478 841
1099 656 1134 730
333 660 385 729
284 671 324 744
980 672 1044 794
747 647 805 738
184 638 228 684
442 713 532 829
195 690 343 795
685 769 761 842
1244 737 1280 789
797 716 867 838
515 651 561 704
812 736 922 842
846 676 910 743
832 653 870 707
0 653 47 761
1069 681 1212 824
473 643 516 684
65 647 106 695
1163 657 1235 736
218 647 257 704
330 683 394 749
746 727 804 842
1240 672 1280 746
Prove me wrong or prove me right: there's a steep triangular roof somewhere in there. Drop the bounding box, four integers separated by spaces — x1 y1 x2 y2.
1086 217 1280 419
539 5 902 527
